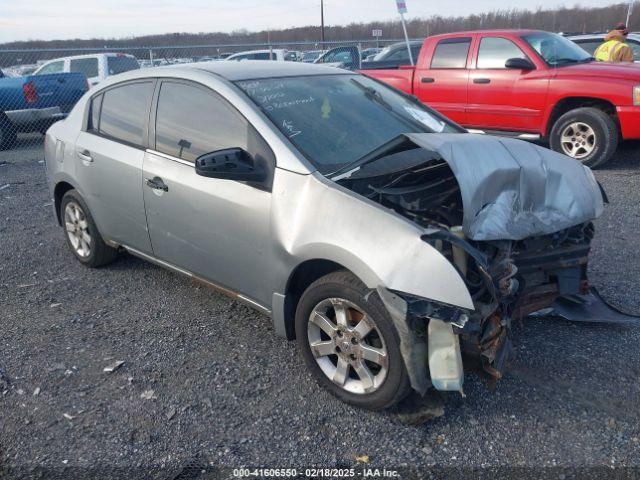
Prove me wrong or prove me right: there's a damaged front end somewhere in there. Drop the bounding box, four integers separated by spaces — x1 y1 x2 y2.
336 133 610 394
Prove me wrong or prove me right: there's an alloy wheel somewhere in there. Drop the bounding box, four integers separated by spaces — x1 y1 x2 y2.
560 122 596 160
307 297 388 394
64 201 92 258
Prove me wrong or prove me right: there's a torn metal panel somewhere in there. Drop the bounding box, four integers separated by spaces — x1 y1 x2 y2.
405 133 604 241
546 287 640 324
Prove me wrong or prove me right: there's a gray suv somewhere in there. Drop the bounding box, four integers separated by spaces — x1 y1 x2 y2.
45 61 606 410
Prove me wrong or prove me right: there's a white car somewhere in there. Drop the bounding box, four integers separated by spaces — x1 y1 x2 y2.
34 53 140 86
568 33 640 62
225 49 296 62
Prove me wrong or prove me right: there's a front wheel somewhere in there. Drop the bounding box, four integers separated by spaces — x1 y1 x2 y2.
549 107 618 168
295 271 411 410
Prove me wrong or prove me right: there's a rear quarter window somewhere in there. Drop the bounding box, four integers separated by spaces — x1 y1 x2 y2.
70 58 99 78
431 38 471 69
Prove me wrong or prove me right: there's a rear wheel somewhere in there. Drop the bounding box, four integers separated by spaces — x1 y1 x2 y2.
295 271 411 410
549 107 618 168
0 115 17 150
60 190 118 267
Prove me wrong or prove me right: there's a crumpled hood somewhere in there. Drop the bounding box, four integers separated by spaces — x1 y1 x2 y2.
405 133 604 241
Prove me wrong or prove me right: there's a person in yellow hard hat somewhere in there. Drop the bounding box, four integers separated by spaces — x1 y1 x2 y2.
594 23 634 62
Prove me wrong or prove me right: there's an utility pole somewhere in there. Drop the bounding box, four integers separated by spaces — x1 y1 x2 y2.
627 0 635 27
320 0 326 49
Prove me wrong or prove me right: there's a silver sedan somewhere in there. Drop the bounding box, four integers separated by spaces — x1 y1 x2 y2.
44 61 606 409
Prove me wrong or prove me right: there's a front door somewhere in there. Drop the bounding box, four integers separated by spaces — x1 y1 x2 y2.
413 36 473 124
74 80 155 253
466 36 549 132
142 80 274 306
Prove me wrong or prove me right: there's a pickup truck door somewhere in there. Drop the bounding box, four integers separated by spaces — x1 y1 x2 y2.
142 80 274 307
413 36 473 125
466 35 549 132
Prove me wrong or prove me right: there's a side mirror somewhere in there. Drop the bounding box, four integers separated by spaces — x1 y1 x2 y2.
505 57 536 70
195 148 266 182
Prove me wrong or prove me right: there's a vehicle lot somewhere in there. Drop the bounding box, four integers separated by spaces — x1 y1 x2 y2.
1 137 639 476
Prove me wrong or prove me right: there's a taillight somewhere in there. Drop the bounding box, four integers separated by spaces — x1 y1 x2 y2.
23 81 38 103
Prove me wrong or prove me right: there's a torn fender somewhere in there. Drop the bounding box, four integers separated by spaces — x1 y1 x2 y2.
405 133 604 241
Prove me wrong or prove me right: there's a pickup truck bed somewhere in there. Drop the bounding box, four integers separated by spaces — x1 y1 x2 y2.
0 71 88 150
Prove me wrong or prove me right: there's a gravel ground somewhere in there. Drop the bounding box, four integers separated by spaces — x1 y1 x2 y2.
1 135 639 479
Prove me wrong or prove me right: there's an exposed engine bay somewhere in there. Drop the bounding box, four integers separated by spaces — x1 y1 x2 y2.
334 133 635 393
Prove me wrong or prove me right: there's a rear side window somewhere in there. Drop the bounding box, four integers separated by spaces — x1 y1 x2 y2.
477 37 528 69
37 61 64 75
70 58 99 78
154 82 250 162
253 52 272 60
98 82 154 147
106 56 140 75
431 38 471 69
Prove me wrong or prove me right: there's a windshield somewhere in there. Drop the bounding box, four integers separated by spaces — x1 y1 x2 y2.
522 32 593 67
236 74 460 174
107 56 140 75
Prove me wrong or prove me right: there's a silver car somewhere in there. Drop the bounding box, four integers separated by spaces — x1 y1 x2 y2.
45 61 607 410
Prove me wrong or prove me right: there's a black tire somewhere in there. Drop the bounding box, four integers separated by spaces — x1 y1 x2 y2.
549 107 618 168
60 189 118 268
0 115 17 151
295 271 411 410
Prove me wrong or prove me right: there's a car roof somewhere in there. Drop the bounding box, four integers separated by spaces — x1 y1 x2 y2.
429 29 544 39
189 60 352 81
227 49 286 55
568 33 640 41
41 52 135 63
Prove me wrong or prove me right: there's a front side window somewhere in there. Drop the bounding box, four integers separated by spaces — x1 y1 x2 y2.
237 74 460 174
37 61 64 75
522 32 592 67
154 82 250 162
477 37 528 69
70 58 99 78
98 82 154 147
431 38 472 69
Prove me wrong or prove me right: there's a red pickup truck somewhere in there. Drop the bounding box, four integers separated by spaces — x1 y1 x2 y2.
363 29 640 167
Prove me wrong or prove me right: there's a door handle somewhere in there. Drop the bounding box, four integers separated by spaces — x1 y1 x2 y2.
76 149 93 162
145 177 169 192
421 77 435 83
473 78 491 84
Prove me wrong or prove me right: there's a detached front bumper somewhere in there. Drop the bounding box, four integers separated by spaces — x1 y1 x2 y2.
616 106 640 139
5 106 66 129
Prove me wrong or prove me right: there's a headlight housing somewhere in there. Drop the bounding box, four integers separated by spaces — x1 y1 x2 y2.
634 85 640 106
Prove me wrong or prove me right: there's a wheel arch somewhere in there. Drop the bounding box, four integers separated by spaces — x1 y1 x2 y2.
53 181 76 225
546 97 619 137
277 259 356 340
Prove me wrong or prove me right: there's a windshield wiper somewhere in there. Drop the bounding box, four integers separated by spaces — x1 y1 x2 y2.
328 134 409 180
350 79 394 111
550 57 593 66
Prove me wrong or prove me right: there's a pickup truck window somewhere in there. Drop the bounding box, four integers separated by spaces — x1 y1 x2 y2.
37 61 64 75
237 74 459 173
522 32 592 67
154 81 249 162
98 81 154 148
106 56 140 75
431 38 471 69
477 37 528 69
70 58 99 78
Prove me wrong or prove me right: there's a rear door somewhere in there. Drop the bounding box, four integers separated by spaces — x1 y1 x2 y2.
466 35 549 132
413 36 473 124
142 80 274 305
74 80 155 253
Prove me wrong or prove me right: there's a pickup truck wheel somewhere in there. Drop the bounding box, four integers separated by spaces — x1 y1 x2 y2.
0 115 17 150
295 271 411 410
60 190 118 268
549 107 618 168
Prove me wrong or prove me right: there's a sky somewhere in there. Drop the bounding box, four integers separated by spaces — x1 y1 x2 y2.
0 0 614 43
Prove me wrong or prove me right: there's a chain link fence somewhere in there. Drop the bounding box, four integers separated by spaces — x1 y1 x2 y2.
0 38 414 164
